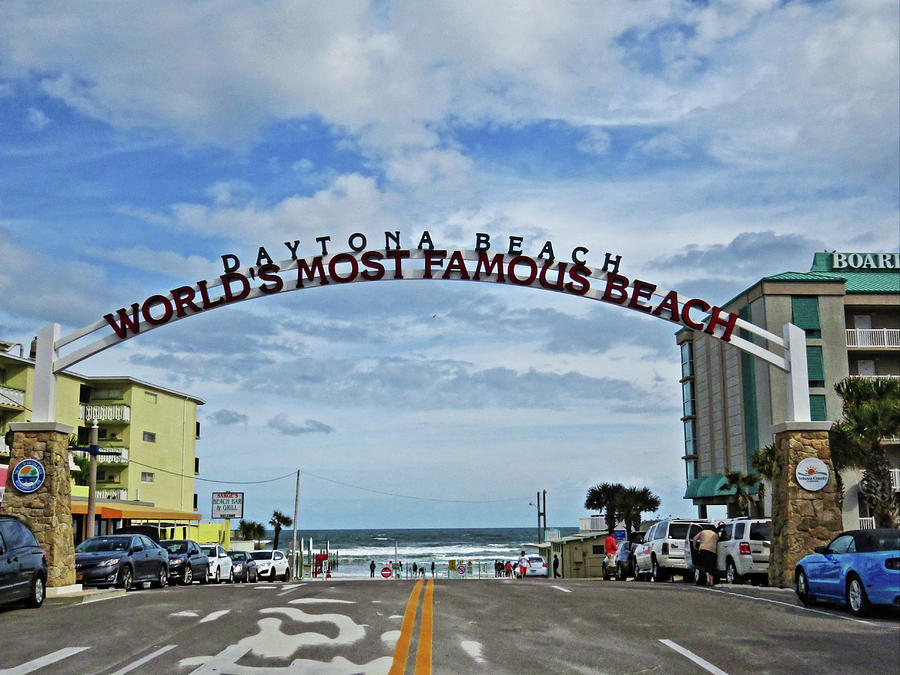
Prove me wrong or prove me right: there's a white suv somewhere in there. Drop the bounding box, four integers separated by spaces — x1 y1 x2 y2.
633 519 711 582
200 544 234 583
716 518 771 585
249 549 291 581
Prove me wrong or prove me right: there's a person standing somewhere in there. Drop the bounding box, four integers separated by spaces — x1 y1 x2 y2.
430 560 435 577
517 551 530 579
552 554 560 578
412 562 418 577
692 526 720 586
369 560 376 578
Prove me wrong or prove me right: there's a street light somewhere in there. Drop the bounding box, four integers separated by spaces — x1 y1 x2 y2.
69 420 121 539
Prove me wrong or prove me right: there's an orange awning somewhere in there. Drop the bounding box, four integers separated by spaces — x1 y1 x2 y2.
70 500 201 521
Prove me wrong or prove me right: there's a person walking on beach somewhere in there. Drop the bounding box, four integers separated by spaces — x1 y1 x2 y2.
412 562 418 577
517 551 530 579
369 560 376 578
430 561 435 577
505 560 513 577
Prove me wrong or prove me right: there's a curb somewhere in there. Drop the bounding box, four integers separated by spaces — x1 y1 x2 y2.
45 587 127 606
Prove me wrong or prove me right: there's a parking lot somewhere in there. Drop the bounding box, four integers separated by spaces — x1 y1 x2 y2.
1 576 897 674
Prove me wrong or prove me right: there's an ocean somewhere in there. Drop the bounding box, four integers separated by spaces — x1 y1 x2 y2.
261 527 578 578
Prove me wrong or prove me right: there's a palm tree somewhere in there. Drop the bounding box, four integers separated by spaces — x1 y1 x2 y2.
615 486 661 535
584 482 624 533
831 377 900 528
720 471 760 517
238 519 267 545
269 510 294 551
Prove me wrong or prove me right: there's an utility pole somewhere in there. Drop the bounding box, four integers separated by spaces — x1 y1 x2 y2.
86 420 98 539
533 490 547 544
291 470 300 579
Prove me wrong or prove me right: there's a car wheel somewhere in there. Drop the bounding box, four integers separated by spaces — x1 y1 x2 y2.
213 567 221 584
26 573 45 608
795 569 812 606
227 568 234 583
282 568 291 582
182 565 193 585
270 568 277 582
151 564 167 588
726 559 743 585
616 565 627 581
651 559 667 583
251 569 258 583
199 566 210 584
846 574 871 617
118 565 134 591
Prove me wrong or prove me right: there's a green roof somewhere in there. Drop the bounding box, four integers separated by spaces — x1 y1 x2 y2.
684 473 762 499
763 270 900 293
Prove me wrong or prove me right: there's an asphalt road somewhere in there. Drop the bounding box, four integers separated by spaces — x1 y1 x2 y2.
0 577 897 674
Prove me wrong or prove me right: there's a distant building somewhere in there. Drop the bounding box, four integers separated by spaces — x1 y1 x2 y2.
677 252 899 528
0 343 204 540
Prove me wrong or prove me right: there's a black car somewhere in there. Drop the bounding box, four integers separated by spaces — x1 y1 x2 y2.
227 550 259 583
162 539 209 585
615 530 647 581
74 534 169 590
0 515 47 608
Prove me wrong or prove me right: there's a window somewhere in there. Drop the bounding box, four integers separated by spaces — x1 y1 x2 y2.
828 535 854 555
682 381 695 417
685 459 697 483
592 545 603 555
680 342 693 378
143 431 156 443
810 395 827 422
193 493 198 509
733 523 746 539
791 296 821 338
91 388 124 400
194 457 200 474
806 346 825 387
195 421 201 439
144 391 157 403
141 471 155 483
683 420 696 455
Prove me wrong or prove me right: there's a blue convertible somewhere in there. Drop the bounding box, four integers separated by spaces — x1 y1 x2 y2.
794 528 900 616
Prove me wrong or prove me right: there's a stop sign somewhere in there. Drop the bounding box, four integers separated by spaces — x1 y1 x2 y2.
381 566 392 578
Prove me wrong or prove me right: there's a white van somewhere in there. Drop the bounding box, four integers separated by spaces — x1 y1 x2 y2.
633 518 711 582
716 518 771 585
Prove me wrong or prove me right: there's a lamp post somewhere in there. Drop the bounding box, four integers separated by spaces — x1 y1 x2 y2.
71 419 121 540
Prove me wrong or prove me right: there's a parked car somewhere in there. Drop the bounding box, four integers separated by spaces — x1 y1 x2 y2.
717 518 771 585
250 549 290 581
0 515 47 608
200 544 234 583
634 518 711 582
163 539 209 585
614 531 646 581
228 550 259 583
794 528 900 616
524 555 549 577
74 534 168 590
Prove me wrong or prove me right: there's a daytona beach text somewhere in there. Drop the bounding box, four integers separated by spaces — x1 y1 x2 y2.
103 248 738 343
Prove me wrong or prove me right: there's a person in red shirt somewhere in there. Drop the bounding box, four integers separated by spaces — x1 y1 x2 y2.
604 534 618 557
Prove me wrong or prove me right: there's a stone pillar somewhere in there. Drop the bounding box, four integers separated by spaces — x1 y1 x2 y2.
4 422 76 588
769 421 842 588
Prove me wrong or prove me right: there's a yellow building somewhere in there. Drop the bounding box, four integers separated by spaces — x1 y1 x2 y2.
0 342 204 541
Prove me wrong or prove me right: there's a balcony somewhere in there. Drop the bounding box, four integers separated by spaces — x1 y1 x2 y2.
892 469 900 492
96 488 128 500
848 374 900 380
79 404 130 423
858 517 876 530
845 328 900 349
0 384 25 409
72 447 129 465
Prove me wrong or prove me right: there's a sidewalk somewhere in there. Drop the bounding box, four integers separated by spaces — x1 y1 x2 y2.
45 585 126 607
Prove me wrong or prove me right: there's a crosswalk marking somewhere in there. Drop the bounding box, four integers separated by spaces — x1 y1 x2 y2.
551 585 572 593
199 609 231 623
0 647 89 675
108 645 177 675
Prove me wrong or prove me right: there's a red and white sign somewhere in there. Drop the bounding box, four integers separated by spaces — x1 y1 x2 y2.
456 564 467 576
381 566 392 578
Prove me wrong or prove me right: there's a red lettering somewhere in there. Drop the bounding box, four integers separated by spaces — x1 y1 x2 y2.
296 257 328 288
651 290 681 323
507 256 538 285
442 250 470 280
704 306 738 341
258 264 284 294
104 304 141 338
328 253 359 283
473 253 505 282
361 251 385 280
565 265 591 296
141 294 173 325
197 280 225 310
170 286 201 317
222 273 251 302
424 249 447 279
539 261 567 290
602 273 630 304
384 250 410 279
681 298 710 330
628 279 656 313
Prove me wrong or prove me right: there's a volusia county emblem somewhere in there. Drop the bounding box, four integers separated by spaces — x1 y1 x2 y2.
11 459 46 494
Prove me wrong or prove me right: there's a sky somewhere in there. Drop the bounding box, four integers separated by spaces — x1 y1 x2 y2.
0 1 898 530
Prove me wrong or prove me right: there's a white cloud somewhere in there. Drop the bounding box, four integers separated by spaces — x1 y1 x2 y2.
25 107 50 130
83 245 219 279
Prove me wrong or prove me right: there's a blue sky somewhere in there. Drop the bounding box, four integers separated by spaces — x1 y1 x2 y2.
1 0 897 529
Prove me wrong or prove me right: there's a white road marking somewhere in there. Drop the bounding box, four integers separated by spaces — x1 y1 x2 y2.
289 598 356 605
108 645 176 675
551 585 572 593
660 639 728 675
381 630 401 648
199 609 231 623
238 608 367 658
461 640 486 665
170 610 199 617
0 647 89 675
186 644 252 673
701 587 878 626
278 583 306 596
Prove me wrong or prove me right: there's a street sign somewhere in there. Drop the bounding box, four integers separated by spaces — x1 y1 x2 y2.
381 566 392 578
456 564 467 576
211 491 244 519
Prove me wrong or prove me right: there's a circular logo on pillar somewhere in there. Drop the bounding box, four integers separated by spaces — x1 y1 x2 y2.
11 458 46 493
795 458 829 492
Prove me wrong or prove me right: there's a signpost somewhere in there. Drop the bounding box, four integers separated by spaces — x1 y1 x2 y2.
381 566 392 578
211 491 244 519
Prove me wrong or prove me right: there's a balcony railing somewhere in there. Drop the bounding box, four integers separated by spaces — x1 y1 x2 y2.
0 384 25 408
96 488 128 500
846 328 900 348
72 447 129 465
858 517 876 530
579 516 605 532
892 468 900 492
848 374 900 380
79 404 130 423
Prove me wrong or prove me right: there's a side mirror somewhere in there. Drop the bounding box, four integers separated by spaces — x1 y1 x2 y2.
814 545 826 554
131 546 143 553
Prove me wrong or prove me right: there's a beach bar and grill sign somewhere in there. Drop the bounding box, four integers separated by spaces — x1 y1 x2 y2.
211 491 244 519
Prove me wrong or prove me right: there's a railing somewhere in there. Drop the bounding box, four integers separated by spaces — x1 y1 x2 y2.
72 447 129 465
0 385 25 408
845 328 900 348
858 517 876 530
579 516 605 532
848 374 900 380
96 488 128 500
891 468 900 492
79 404 131 422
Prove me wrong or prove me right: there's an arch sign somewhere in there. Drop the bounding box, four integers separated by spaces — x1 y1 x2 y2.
31 230 810 424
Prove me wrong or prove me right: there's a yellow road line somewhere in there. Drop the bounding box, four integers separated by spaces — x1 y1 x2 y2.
389 579 424 675
414 579 434 674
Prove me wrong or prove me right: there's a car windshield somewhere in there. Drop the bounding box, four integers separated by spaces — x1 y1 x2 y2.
749 522 771 541
668 524 691 539
165 542 188 554
75 537 131 553
250 551 273 561
200 547 216 556
856 531 900 552
229 552 246 560
528 556 543 563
